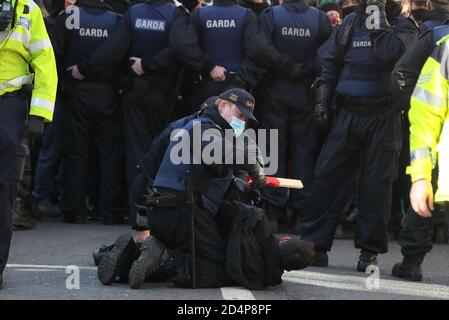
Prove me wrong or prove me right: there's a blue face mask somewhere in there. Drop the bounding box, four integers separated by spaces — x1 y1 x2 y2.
230 116 246 137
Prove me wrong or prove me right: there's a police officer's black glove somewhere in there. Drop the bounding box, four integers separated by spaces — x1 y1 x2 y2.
230 74 249 90
312 83 331 131
27 116 45 139
249 167 266 189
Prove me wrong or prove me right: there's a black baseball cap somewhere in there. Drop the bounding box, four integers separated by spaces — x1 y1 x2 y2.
219 88 257 124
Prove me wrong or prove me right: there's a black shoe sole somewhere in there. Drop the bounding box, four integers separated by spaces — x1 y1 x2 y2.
392 263 423 282
128 238 165 289
312 253 329 267
97 235 135 285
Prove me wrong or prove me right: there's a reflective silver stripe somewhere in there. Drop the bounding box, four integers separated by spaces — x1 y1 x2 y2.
410 147 431 162
29 39 52 54
31 97 54 112
410 147 437 167
412 87 446 108
9 31 31 46
0 75 34 92
28 0 37 12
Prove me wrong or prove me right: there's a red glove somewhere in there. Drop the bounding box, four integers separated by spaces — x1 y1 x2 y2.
246 176 281 188
265 177 280 188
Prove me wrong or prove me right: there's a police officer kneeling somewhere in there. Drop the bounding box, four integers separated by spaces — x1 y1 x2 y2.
99 89 315 289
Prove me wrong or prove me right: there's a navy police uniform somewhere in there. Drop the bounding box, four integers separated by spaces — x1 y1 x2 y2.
256 0 332 228
301 3 418 257
79 0 185 190
419 8 449 34
53 0 125 224
170 0 286 109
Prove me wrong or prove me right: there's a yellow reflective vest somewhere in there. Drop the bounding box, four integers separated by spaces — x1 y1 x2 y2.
407 35 449 203
0 0 57 121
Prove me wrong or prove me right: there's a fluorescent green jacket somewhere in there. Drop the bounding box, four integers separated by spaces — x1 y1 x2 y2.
408 35 449 203
0 0 57 121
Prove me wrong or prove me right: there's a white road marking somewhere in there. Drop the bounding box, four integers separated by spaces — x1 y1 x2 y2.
220 287 256 300
283 270 449 300
14 269 59 272
6 264 97 271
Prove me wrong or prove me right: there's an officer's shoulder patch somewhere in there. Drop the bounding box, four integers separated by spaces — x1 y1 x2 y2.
18 16 30 30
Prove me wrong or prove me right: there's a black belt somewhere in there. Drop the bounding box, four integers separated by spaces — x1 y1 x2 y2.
337 95 395 115
0 90 22 99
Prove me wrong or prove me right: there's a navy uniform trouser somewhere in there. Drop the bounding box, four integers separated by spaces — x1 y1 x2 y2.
148 200 232 288
398 171 449 261
123 87 169 190
301 108 402 254
60 82 124 219
191 77 234 112
0 95 27 273
256 89 319 214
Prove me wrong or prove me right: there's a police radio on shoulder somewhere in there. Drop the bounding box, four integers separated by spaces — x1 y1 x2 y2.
0 0 14 32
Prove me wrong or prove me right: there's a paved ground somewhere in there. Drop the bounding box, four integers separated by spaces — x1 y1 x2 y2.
1 218 449 300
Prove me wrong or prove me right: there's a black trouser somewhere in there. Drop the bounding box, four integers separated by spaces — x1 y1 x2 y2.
123 87 169 189
301 107 402 254
398 176 449 261
256 89 318 215
0 95 27 273
148 204 232 288
191 77 234 112
390 115 411 229
60 82 124 220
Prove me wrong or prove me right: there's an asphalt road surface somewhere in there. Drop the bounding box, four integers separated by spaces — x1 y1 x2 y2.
1 218 449 300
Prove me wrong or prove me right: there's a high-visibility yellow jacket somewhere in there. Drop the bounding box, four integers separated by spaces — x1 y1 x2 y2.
407 35 449 203
0 0 57 121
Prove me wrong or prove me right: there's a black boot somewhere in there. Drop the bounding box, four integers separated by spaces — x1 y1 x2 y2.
92 244 114 266
392 257 423 282
0 272 3 289
313 248 329 267
357 249 378 272
62 209 87 224
279 236 315 270
97 234 138 285
128 236 166 289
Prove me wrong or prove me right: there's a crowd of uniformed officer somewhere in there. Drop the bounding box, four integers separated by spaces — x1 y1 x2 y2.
2 0 449 289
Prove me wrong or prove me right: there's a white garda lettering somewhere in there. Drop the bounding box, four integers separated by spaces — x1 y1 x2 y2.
206 19 236 28
79 28 109 38
281 27 311 37
352 40 372 47
135 18 166 31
